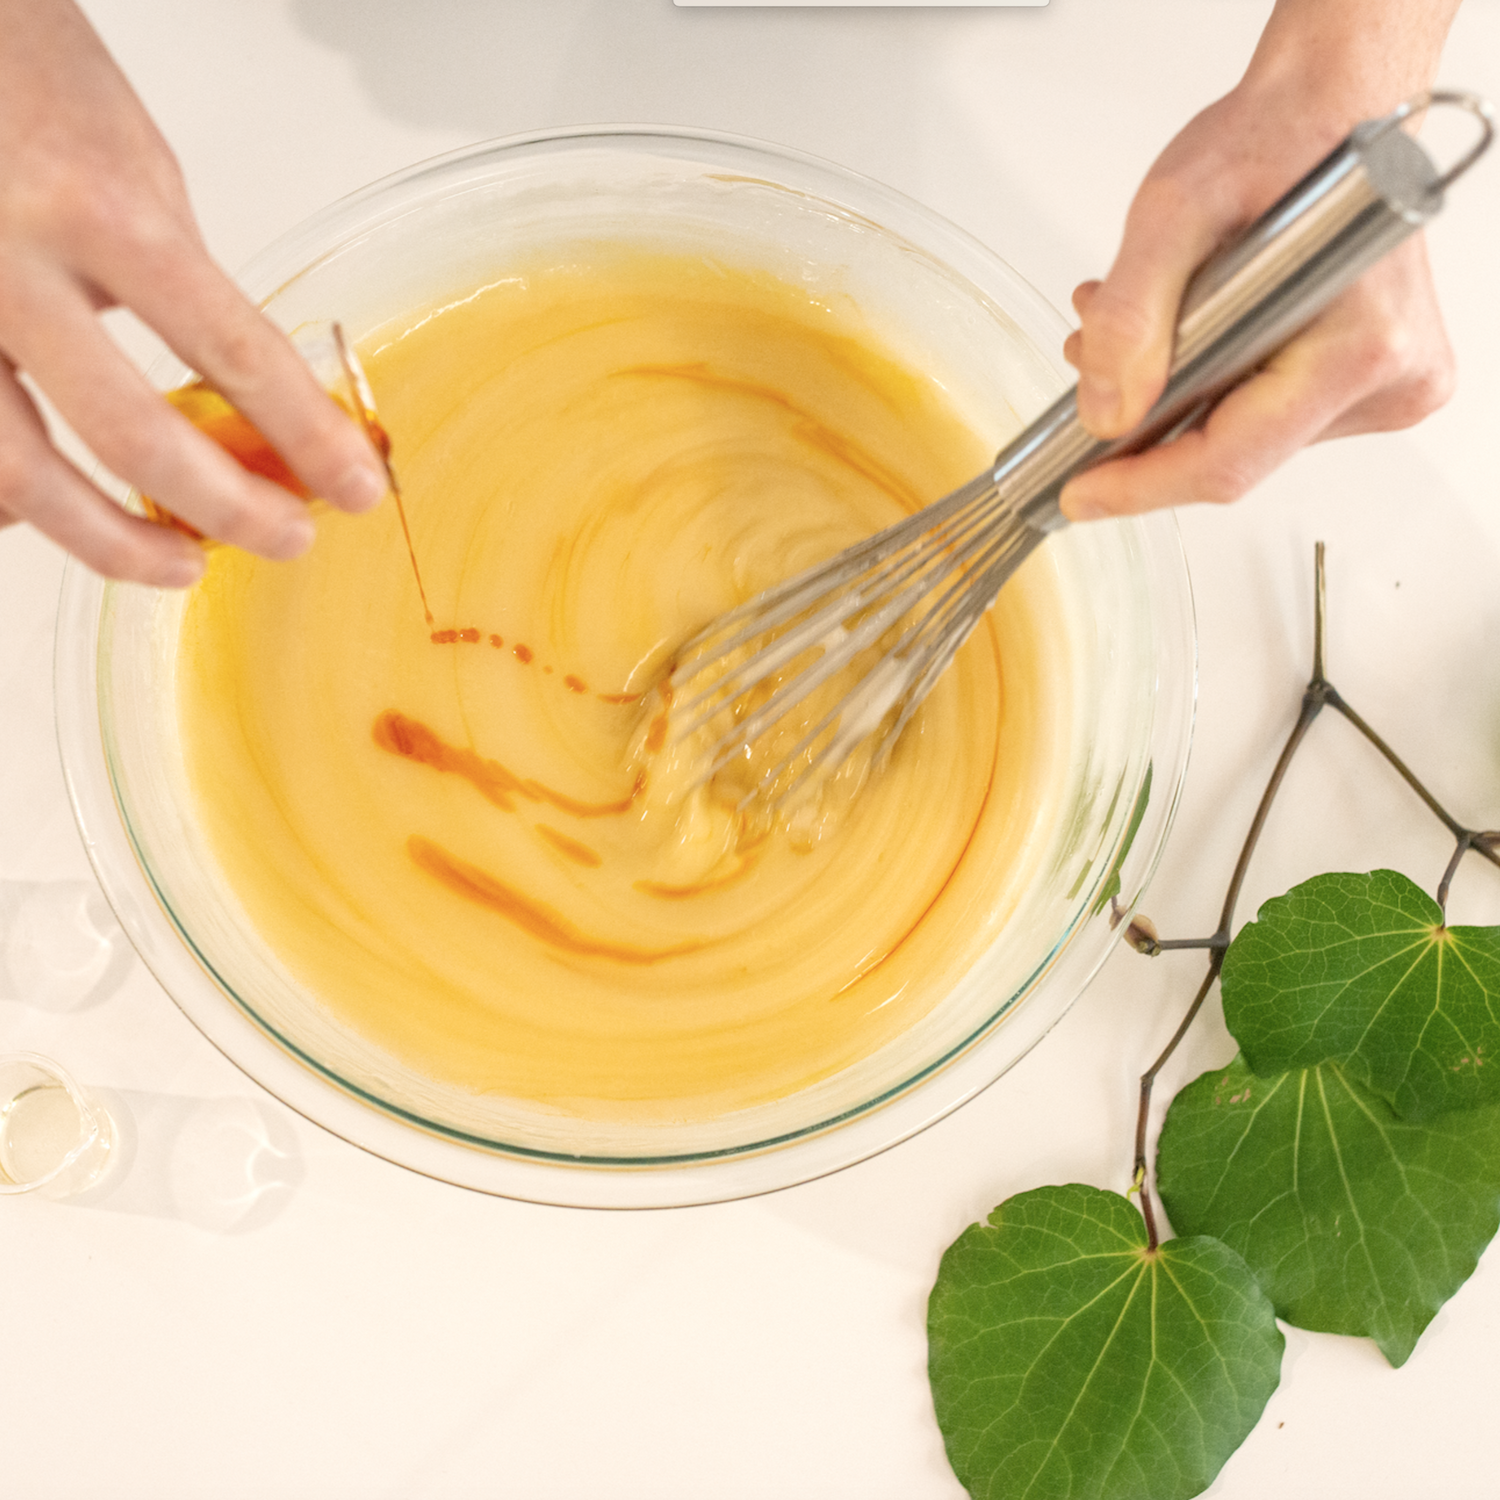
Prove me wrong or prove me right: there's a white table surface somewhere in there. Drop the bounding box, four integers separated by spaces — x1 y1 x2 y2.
4 3 1500 1496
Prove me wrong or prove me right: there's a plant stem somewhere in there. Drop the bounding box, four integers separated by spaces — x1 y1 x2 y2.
1129 541 1500 1247
1320 689 1500 907
1132 664 1326 1248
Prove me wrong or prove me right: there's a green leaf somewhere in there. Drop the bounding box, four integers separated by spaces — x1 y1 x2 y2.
1221 869 1500 1120
1157 1054 1500 1366
927 1183 1282 1500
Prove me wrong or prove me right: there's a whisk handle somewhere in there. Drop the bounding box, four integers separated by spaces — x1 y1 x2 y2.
993 89 1493 537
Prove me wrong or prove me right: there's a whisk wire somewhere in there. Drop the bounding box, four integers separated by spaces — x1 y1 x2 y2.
658 91 1488 814
668 470 1001 731
670 471 1012 745
701 482 1049 806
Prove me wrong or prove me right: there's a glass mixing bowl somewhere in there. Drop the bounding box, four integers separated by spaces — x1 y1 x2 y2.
55 127 1195 1207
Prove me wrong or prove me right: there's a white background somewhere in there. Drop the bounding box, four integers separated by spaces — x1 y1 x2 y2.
3 2 1500 1496
674 4 1050 10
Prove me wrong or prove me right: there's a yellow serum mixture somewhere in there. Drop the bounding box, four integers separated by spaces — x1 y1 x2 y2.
176 247 1069 1122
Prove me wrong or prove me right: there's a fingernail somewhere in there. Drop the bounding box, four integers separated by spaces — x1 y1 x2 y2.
276 514 318 558
333 461 389 513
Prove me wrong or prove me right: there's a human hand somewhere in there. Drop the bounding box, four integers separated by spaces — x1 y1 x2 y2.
0 0 389 585
1059 0 1461 521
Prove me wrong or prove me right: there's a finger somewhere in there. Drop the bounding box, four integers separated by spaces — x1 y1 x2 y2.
93 239 388 514
1062 234 1455 522
4 268 319 557
1060 320 1369 520
0 359 204 585
1070 280 1101 317
1063 283 1101 370
1063 283 1097 366
1073 177 1229 440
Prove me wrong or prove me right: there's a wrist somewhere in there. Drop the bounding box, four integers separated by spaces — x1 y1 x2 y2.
1242 0 1462 128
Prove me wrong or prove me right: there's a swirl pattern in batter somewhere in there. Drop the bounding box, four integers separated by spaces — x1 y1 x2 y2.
176 247 1068 1122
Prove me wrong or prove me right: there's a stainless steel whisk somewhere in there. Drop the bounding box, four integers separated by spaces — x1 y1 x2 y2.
664 92 1493 810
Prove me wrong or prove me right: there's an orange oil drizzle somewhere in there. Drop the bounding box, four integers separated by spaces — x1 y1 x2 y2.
373 710 643 820
644 707 669 754
426 622 643 709
529 771 644 820
372 708 768 954
616 364 923 511
406 836 703 964
535 825 603 867
381 461 434 626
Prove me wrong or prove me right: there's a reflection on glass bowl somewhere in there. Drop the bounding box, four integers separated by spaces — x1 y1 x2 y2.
55 127 1195 1207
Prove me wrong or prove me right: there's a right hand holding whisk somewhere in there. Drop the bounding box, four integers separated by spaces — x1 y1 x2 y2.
0 0 388 586
1060 0 1460 523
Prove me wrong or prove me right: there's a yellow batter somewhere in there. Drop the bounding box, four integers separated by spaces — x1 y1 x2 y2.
176 248 1066 1123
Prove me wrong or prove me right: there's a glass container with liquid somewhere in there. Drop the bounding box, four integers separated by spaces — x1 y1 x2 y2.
143 319 433 621
0 1054 115 1198
144 321 378 538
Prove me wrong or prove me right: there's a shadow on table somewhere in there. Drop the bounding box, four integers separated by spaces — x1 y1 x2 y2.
287 0 993 199
69 1088 306 1235
0 876 133 1013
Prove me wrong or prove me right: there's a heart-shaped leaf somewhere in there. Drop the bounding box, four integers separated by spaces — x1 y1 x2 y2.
1221 869 1500 1120
928 1183 1282 1500
1158 1053 1500 1366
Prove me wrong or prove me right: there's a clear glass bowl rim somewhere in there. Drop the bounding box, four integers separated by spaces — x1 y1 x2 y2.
55 123 1197 1207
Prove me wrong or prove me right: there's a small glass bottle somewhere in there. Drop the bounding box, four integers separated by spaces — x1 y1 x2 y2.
142 320 393 541
0 1053 116 1198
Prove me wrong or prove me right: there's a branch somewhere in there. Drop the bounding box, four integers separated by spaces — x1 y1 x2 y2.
1130 544 1332 1248
1126 539 1500 1246
1323 690 1500 905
